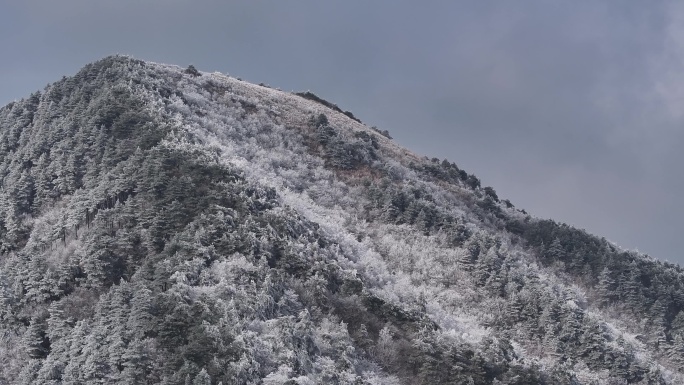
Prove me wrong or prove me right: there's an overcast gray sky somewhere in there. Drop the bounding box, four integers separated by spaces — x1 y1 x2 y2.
3 1 684 265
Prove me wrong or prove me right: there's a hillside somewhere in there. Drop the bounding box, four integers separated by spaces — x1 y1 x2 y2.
0 56 683 384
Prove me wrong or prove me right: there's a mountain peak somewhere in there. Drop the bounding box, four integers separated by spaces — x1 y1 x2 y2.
0 56 682 384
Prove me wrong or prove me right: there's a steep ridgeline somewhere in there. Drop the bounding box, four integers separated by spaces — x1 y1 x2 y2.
0 56 683 385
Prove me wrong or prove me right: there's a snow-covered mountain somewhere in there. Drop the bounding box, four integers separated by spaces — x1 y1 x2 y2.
1 56 683 384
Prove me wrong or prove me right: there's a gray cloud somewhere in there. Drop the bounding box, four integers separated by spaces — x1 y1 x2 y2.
2 1 684 263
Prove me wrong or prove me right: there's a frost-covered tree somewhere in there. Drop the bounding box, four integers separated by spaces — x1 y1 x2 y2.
596 266 616 307
23 315 50 359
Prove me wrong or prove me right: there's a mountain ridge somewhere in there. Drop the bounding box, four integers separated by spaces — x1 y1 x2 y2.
0 55 682 384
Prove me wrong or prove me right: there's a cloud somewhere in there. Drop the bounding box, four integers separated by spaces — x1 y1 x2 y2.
2 1 684 263
653 2 684 119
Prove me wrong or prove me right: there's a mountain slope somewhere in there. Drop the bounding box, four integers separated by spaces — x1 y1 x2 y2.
0 56 683 384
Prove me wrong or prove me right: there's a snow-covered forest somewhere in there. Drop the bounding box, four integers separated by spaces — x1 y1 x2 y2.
1 56 683 384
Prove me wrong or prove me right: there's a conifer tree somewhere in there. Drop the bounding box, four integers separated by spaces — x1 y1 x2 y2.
403 200 420 224
455 249 475 272
23 316 50 359
193 368 211 385
46 302 70 345
579 319 606 367
545 238 565 261
623 261 644 309
596 266 616 307
669 334 684 370
127 285 155 339
415 209 431 235
672 311 684 337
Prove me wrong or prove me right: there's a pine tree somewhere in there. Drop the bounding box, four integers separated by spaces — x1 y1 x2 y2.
415 209 431 235
484 268 507 298
455 248 475 272
653 324 669 351
15 359 41 385
81 326 113 381
672 311 684 337
127 285 155 339
193 368 211 385
463 235 481 264
32 153 52 209
595 267 615 307
0 270 16 321
23 316 50 359
403 200 420 224
447 222 470 247
121 338 158 384
541 299 563 345
46 302 70 345
13 170 36 214
382 199 402 224
545 238 565 261
474 245 502 286
375 325 396 368
650 300 668 333
644 366 667 385
106 284 131 376
579 320 606 368
610 352 630 379
668 334 684 370
623 262 644 310
506 294 525 325
317 121 336 147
